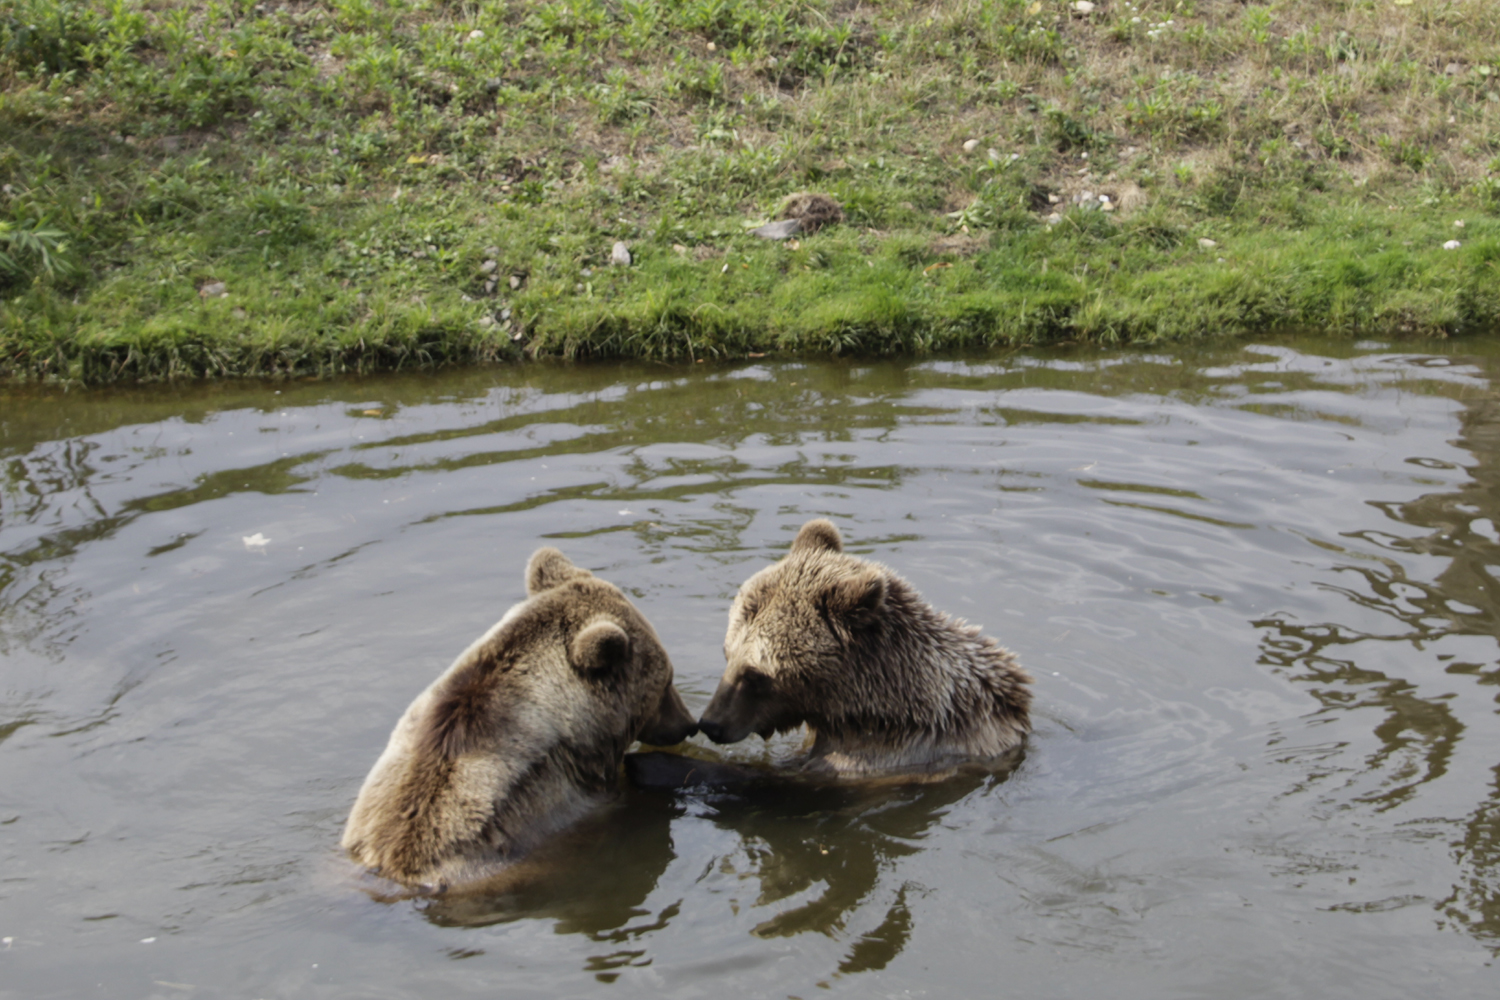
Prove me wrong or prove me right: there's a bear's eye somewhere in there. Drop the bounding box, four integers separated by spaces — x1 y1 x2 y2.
738 668 773 696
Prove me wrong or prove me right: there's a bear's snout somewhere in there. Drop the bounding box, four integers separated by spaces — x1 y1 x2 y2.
698 672 775 745
637 680 698 747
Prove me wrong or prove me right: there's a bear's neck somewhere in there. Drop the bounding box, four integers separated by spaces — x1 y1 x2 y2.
804 581 1029 772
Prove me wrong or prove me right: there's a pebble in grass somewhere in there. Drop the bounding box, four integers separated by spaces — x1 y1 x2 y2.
1444 240 1462 250
611 242 632 267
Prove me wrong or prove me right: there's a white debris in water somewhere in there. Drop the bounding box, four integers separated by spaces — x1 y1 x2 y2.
243 533 270 550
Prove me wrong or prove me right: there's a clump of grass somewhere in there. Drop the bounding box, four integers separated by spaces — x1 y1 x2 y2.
0 217 73 281
1 0 1499 381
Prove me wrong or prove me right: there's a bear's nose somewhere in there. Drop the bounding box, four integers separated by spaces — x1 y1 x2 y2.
697 718 729 744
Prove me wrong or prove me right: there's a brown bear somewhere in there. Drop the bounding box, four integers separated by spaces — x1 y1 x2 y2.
341 547 696 891
696 519 1031 776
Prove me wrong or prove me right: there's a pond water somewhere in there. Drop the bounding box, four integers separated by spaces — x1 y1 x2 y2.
2 340 1498 999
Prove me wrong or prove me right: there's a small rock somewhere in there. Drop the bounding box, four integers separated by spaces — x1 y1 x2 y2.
500 307 512 321
478 316 495 327
1048 193 1060 204
1198 238 1218 249
511 329 526 342
509 274 522 289
1444 240 1462 250
484 280 496 294
1445 62 1461 76
1101 202 1116 212
468 29 484 41
707 41 716 52
484 78 502 94
750 219 802 240
1454 220 1466 228
1098 194 1110 203
1072 0 1096 11
232 308 247 319
611 241 632 266
672 244 689 255
1046 213 1062 225
962 139 980 152
480 259 498 273
580 267 593 277
484 245 500 256
987 148 1001 162
199 281 227 298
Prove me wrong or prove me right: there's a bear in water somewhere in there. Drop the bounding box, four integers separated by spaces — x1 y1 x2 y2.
696 519 1031 777
341 547 696 891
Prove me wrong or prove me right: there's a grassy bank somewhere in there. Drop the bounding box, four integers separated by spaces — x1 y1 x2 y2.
1 0 1499 381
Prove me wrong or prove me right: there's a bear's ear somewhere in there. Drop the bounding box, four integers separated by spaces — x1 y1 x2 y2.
570 620 632 675
526 547 592 595
791 518 842 555
825 568 886 625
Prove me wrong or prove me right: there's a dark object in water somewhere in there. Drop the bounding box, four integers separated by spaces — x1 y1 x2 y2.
625 751 777 790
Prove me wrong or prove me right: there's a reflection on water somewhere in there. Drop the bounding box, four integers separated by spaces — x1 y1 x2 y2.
1255 353 1500 948
420 792 682 942
4 342 1500 998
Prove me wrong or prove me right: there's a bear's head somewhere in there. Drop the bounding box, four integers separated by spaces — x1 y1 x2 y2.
520 547 698 749
698 519 885 745
418 547 698 771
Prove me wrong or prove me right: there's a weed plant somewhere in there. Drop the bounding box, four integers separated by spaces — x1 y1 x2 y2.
1 0 1498 380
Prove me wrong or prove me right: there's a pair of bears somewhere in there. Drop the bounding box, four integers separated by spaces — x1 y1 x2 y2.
342 519 1033 891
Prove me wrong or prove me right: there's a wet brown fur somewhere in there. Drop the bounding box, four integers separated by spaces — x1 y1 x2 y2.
778 192 844 233
699 519 1032 777
341 548 696 890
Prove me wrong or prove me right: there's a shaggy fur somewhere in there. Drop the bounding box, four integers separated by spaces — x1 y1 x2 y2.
341 548 696 890
698 519 1031 776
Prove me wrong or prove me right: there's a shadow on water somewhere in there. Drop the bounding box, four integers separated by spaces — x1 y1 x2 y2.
1254 351 1500 950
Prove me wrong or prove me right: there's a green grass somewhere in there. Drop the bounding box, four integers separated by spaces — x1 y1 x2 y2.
1 0 1499 380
